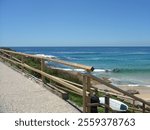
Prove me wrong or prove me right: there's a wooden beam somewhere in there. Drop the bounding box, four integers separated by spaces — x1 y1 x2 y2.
41 59 45 83
132 100 135 113
86 76 91 113
105 95 110 113
52 84 82 96
0 51 21 63
143 103 145 113
0 49 94 71
128 107 143 112
21 56 24 72
44 57 94 72
44 83 69 100
56 76 83 88
9 53 13 66
83 75 87 112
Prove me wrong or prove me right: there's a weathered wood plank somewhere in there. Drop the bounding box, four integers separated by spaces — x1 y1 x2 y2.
44 83 69 100
86 76 91 113
21 56 24 72
41 59 45 83
83 75 87 112
0 51 21 63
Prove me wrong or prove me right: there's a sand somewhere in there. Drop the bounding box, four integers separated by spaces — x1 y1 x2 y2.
94 83 150 101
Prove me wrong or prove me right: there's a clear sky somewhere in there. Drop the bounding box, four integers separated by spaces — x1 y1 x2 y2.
0 0 150 47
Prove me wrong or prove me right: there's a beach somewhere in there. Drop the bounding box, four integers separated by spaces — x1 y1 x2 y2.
94 83 150 101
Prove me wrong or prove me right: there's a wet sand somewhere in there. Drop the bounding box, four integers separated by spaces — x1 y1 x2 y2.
94 83 150 101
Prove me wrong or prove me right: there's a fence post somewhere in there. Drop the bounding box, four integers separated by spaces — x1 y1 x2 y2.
132 100 135 113
83 75 87 113
82 73 91 113
86 75 91 113
41 59 45 83
143 103 145 113
105 94 109 113
21 56 24 72
2 52 6 63
9 53 12 66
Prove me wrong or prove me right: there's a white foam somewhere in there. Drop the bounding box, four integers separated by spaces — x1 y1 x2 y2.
55 68 113 73
35 54 56 58
118 84 150 88
94 69 112 72
128 84 140 87
61 68 85 72
128 83 150 87
55 68 112 73
65 57 78 60
74 69 85 72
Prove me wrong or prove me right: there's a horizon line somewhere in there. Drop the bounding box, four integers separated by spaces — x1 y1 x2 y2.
0 45 150 48
1 45 150 48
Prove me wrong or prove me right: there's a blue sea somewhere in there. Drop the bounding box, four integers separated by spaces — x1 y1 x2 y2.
10 47 150 87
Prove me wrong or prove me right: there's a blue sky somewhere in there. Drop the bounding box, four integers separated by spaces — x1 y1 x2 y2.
0 0 150 46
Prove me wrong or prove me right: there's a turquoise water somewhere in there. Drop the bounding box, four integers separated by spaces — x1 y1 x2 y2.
11 47 150 86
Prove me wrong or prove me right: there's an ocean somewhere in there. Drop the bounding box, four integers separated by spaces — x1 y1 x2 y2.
10 47 150 87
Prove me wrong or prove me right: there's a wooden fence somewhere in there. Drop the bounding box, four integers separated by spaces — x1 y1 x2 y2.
0 48 150 113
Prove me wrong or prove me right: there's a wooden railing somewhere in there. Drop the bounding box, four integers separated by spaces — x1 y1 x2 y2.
0 48 150 113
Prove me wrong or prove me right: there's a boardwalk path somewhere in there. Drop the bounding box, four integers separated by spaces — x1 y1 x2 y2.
0 61 79 112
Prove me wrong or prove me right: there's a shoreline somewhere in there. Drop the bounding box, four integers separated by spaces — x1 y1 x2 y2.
118 85 150 101
94 83 150 101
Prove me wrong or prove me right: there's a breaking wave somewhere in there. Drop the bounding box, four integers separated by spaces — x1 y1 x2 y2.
35 54 56 58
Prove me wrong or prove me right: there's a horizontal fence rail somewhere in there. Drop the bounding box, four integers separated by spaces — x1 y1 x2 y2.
0 49 94 71
0 55 86 96
0 48 150 113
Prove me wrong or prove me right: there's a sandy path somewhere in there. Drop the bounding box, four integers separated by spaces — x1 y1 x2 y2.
0 61 79 113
